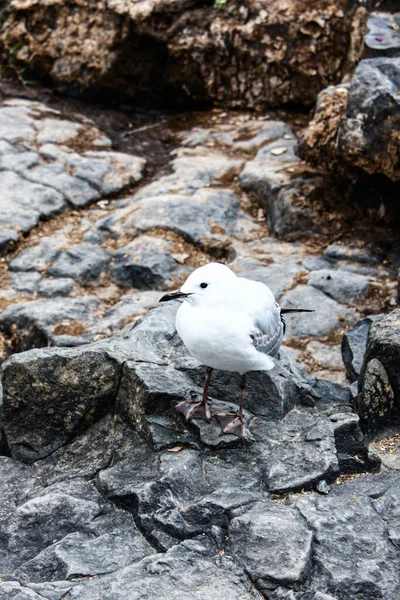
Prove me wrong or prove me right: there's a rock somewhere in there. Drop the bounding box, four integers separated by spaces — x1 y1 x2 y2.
110 236 187 290
324 243 378 266
228 499 313 589
306 341 344 372
230 256 304 300
0 344 123 461
294 472 400 600
298 57 400 184
0 100 145 240
100 187 255 256
365 12 400 57
10 271 42 294
61 543 259 600
91 291 161 335
359 358 397 434
37 278 74 298
48 242 112 284
359 309 400 416
3 0 369 110
8 235 68 272
308 269 371 304
238 152 353 239
0 170 65 232
280 285 356 338
341 315 383 382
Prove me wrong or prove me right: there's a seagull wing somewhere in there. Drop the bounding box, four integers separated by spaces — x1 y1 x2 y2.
237 278 284 358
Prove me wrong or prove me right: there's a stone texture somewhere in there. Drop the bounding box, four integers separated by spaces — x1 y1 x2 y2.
48 243 112 284
309 269 371 304
280 285 356 338
359 309 400 408
342 315 383 382
228 500 313 589
298 57 400 183
359 358 396 434
295 473 400 600
110 236 188 290
3 0 369 110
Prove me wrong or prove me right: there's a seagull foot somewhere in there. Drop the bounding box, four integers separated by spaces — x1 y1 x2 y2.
216 412 246 438
176 399 211 422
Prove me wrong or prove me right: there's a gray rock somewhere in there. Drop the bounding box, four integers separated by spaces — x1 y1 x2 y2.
0 344 122 461
341 315 383 382
37 278 74 297
359 309 400 415
306 341 344 371
359 358 396 434
230 256 304 300
324 244 378 265
365 12 400 57
0 296 106 350
48 242 112 284
110 236 185 290
10 271 42 294
295 473 400 599
100 188 256 255
308 269 371 304
8 235 67 272
0 170 65 232
64 544 259 600
92 291 161 335
228 499 313 588
0 227 19 252
280 285 356 338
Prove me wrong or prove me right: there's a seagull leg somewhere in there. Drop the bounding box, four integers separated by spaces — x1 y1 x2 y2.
216 374 246 438
176 366 213 422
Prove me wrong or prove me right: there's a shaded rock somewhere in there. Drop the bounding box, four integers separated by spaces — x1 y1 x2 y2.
280 285 356 338
110 236 187 290
324 243 378 266
359 358 397 434
359 309 400 412
0 227 18 253
3 0 369 110
238 155 353 239
15 510 153 583
298 57 400 183
8 234 68 272
309 269 371 304
228 499 313 589
295 472 400 600
341 314 383 382
48 242 112 284
0 345 122 461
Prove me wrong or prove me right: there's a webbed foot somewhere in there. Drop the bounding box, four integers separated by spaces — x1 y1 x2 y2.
176 398 211 422
216 412 246 438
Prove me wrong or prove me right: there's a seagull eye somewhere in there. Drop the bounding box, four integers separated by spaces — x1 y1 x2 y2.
200 282 208 289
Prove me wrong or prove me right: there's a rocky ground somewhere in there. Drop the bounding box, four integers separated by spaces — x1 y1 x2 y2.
0 3 400 599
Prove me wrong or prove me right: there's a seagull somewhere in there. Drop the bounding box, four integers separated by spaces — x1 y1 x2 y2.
159 262 313 438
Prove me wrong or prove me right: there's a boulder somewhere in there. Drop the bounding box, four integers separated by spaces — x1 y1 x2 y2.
298 57 400 188
2 0 369 110
341 314 383 382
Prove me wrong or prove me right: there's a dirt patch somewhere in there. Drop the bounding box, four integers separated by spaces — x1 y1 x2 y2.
52 321 88 336
372 433 400 456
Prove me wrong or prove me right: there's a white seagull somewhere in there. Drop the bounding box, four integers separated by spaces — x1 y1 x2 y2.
159 262 312 438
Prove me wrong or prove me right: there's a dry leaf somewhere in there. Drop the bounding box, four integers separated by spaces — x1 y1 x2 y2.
168 446 184 452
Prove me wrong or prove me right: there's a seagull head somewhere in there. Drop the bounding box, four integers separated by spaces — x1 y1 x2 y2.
159 262 236 306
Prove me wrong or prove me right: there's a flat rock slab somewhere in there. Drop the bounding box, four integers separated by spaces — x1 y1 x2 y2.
0 99 145 247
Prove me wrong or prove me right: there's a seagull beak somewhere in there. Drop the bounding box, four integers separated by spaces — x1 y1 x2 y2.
159 290 192 302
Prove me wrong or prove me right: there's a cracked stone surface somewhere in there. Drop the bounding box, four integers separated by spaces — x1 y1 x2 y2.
0 87 398 599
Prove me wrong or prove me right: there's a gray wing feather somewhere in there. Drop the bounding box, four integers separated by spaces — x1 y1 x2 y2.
251 315 284 358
